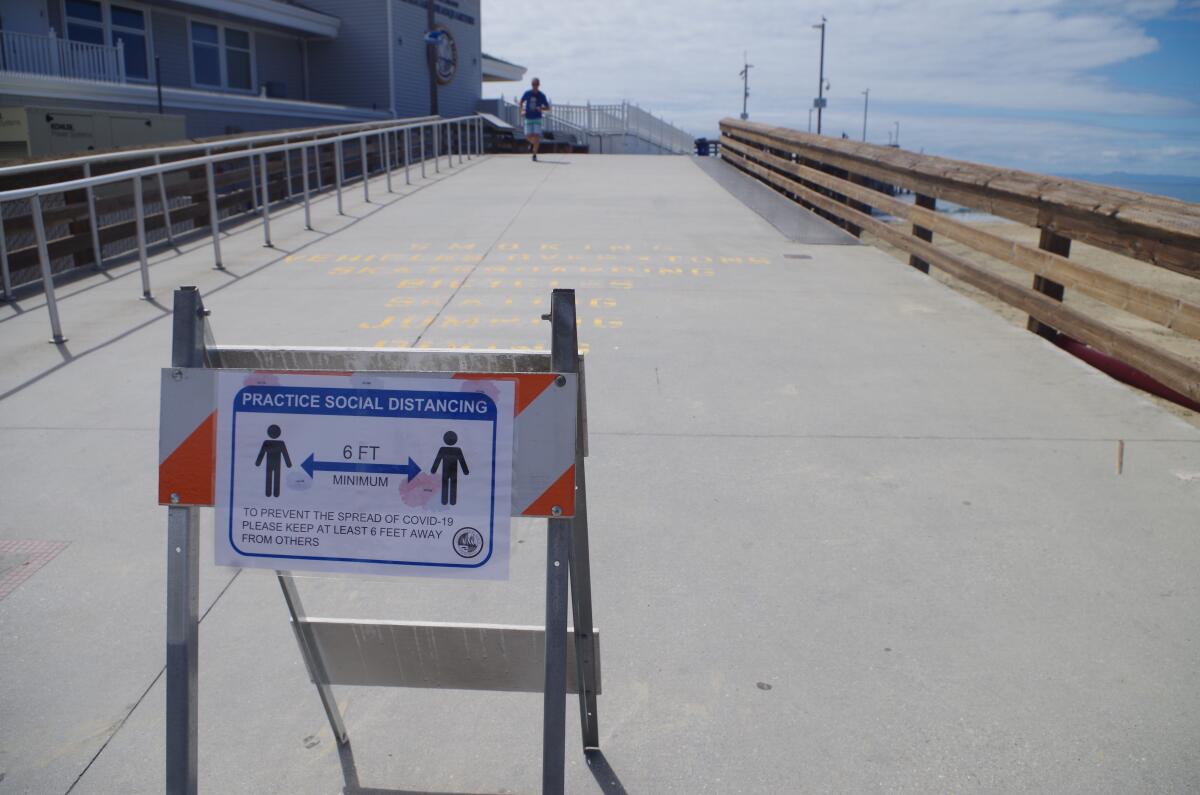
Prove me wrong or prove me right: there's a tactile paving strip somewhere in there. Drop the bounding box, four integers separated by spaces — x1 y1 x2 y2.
0 540 69 601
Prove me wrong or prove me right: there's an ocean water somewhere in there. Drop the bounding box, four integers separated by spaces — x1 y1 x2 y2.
1060 174 1200 205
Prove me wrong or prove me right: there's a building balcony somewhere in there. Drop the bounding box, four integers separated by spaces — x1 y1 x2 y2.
0 29 127 85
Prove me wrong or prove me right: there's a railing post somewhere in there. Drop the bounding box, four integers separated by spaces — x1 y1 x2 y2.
259 152 272 247
132 177 152 298
420 126 427 179
1028 230 1070 340
908 194 936 272
383 131 393 193
335 139 344 214
360 134 370 202
83 162 104 270
283 137 293 200
247 149 259 212
404 127 411 185
301 144 312 229
154 154 174 245
204 157 223 270
0 209 13 302
313 136 323 192
116 38 125 83
47 29 61 76
30 195 67 342
434 124 440 173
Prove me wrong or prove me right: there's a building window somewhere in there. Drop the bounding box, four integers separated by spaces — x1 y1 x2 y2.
63 0 150 80
109 5 147 79
189 20 254 91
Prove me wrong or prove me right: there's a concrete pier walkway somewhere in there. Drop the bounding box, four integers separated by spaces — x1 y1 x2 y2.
1 154 1198 794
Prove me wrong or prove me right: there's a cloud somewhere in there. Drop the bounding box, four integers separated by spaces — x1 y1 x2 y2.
482 0 1199 174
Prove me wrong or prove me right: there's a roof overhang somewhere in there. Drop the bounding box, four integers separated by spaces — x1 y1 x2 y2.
482 54 526 83
160 0 340 38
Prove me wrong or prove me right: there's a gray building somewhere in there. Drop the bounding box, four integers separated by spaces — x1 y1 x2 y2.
0 0 494 145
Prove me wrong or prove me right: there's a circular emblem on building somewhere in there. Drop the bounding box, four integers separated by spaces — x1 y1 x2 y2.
452 527 483 558
433 27 458 85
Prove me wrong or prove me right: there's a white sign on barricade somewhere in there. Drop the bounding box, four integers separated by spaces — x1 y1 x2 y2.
214 372 514 578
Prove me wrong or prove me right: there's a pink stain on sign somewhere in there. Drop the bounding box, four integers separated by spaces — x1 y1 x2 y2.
399 472 440 507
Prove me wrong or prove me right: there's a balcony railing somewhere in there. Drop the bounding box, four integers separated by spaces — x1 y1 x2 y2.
0 29 126 83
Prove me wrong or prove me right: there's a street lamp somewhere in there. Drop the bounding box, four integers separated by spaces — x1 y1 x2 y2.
812 16 827 135
894 120 900 147
808 108 813 133
739 51 753 120
861 88 869 142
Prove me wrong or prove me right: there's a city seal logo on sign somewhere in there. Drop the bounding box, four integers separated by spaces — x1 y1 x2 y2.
432 27 457 85
453 527 484 558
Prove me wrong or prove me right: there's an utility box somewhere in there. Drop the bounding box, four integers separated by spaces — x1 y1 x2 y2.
0 106 187 162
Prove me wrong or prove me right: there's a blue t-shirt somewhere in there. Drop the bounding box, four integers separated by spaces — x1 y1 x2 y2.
520 90 549 120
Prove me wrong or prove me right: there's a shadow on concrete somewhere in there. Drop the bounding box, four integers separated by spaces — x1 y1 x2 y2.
337 741 510 795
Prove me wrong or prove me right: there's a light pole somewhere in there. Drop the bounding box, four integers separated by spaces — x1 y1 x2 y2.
861 88 869 142
739 52 753 120
812 16 827 135
894 120 900 147
808 108 813 133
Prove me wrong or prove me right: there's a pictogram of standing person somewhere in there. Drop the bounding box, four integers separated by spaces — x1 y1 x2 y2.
430 430 469 506
255 424 292 497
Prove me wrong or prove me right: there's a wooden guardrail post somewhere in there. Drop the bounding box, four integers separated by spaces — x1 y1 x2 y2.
1027 230 1070 340
908 194 936 273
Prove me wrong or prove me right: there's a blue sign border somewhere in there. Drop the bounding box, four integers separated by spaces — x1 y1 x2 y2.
227 385 498 569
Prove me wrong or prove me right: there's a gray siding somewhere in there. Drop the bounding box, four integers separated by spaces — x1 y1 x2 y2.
303 0 391 113
255 32 304 100
151 10 191 89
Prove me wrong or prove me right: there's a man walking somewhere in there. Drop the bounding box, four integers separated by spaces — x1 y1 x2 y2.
519 77 550 161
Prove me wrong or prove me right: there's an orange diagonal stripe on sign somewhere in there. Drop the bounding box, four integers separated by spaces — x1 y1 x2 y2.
521 464 576 517
454 372 558 416
158 411 217 505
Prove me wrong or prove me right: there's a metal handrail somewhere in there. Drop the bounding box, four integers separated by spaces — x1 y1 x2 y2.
0 115 441 179
0 114 486 344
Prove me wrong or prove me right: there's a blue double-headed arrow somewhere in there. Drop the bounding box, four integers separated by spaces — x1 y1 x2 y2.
301 453 422 482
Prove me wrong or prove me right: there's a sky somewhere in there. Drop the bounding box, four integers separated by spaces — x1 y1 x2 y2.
481 0 1200 178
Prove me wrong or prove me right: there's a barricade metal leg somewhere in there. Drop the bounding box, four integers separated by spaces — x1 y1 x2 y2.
301 145 312 230
205 161 223 270
434 126 440 174
83 162 104 270
0 210 13 301
335 140 344 215
259 153 272 247
360 135 370 202
133 177 152 297
277 573 349 745
543 288 578 795
447 124 454 169
404 128 411 185
459 121 464 164
166 287 204 795
420 127 427 179
569 453 600 751
154 154 174 245
30 195 66 342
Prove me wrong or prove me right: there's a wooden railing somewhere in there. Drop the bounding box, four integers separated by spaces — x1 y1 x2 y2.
719 118 1200 407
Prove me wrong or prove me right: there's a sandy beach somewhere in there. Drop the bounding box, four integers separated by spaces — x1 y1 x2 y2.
863 219 1200 429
